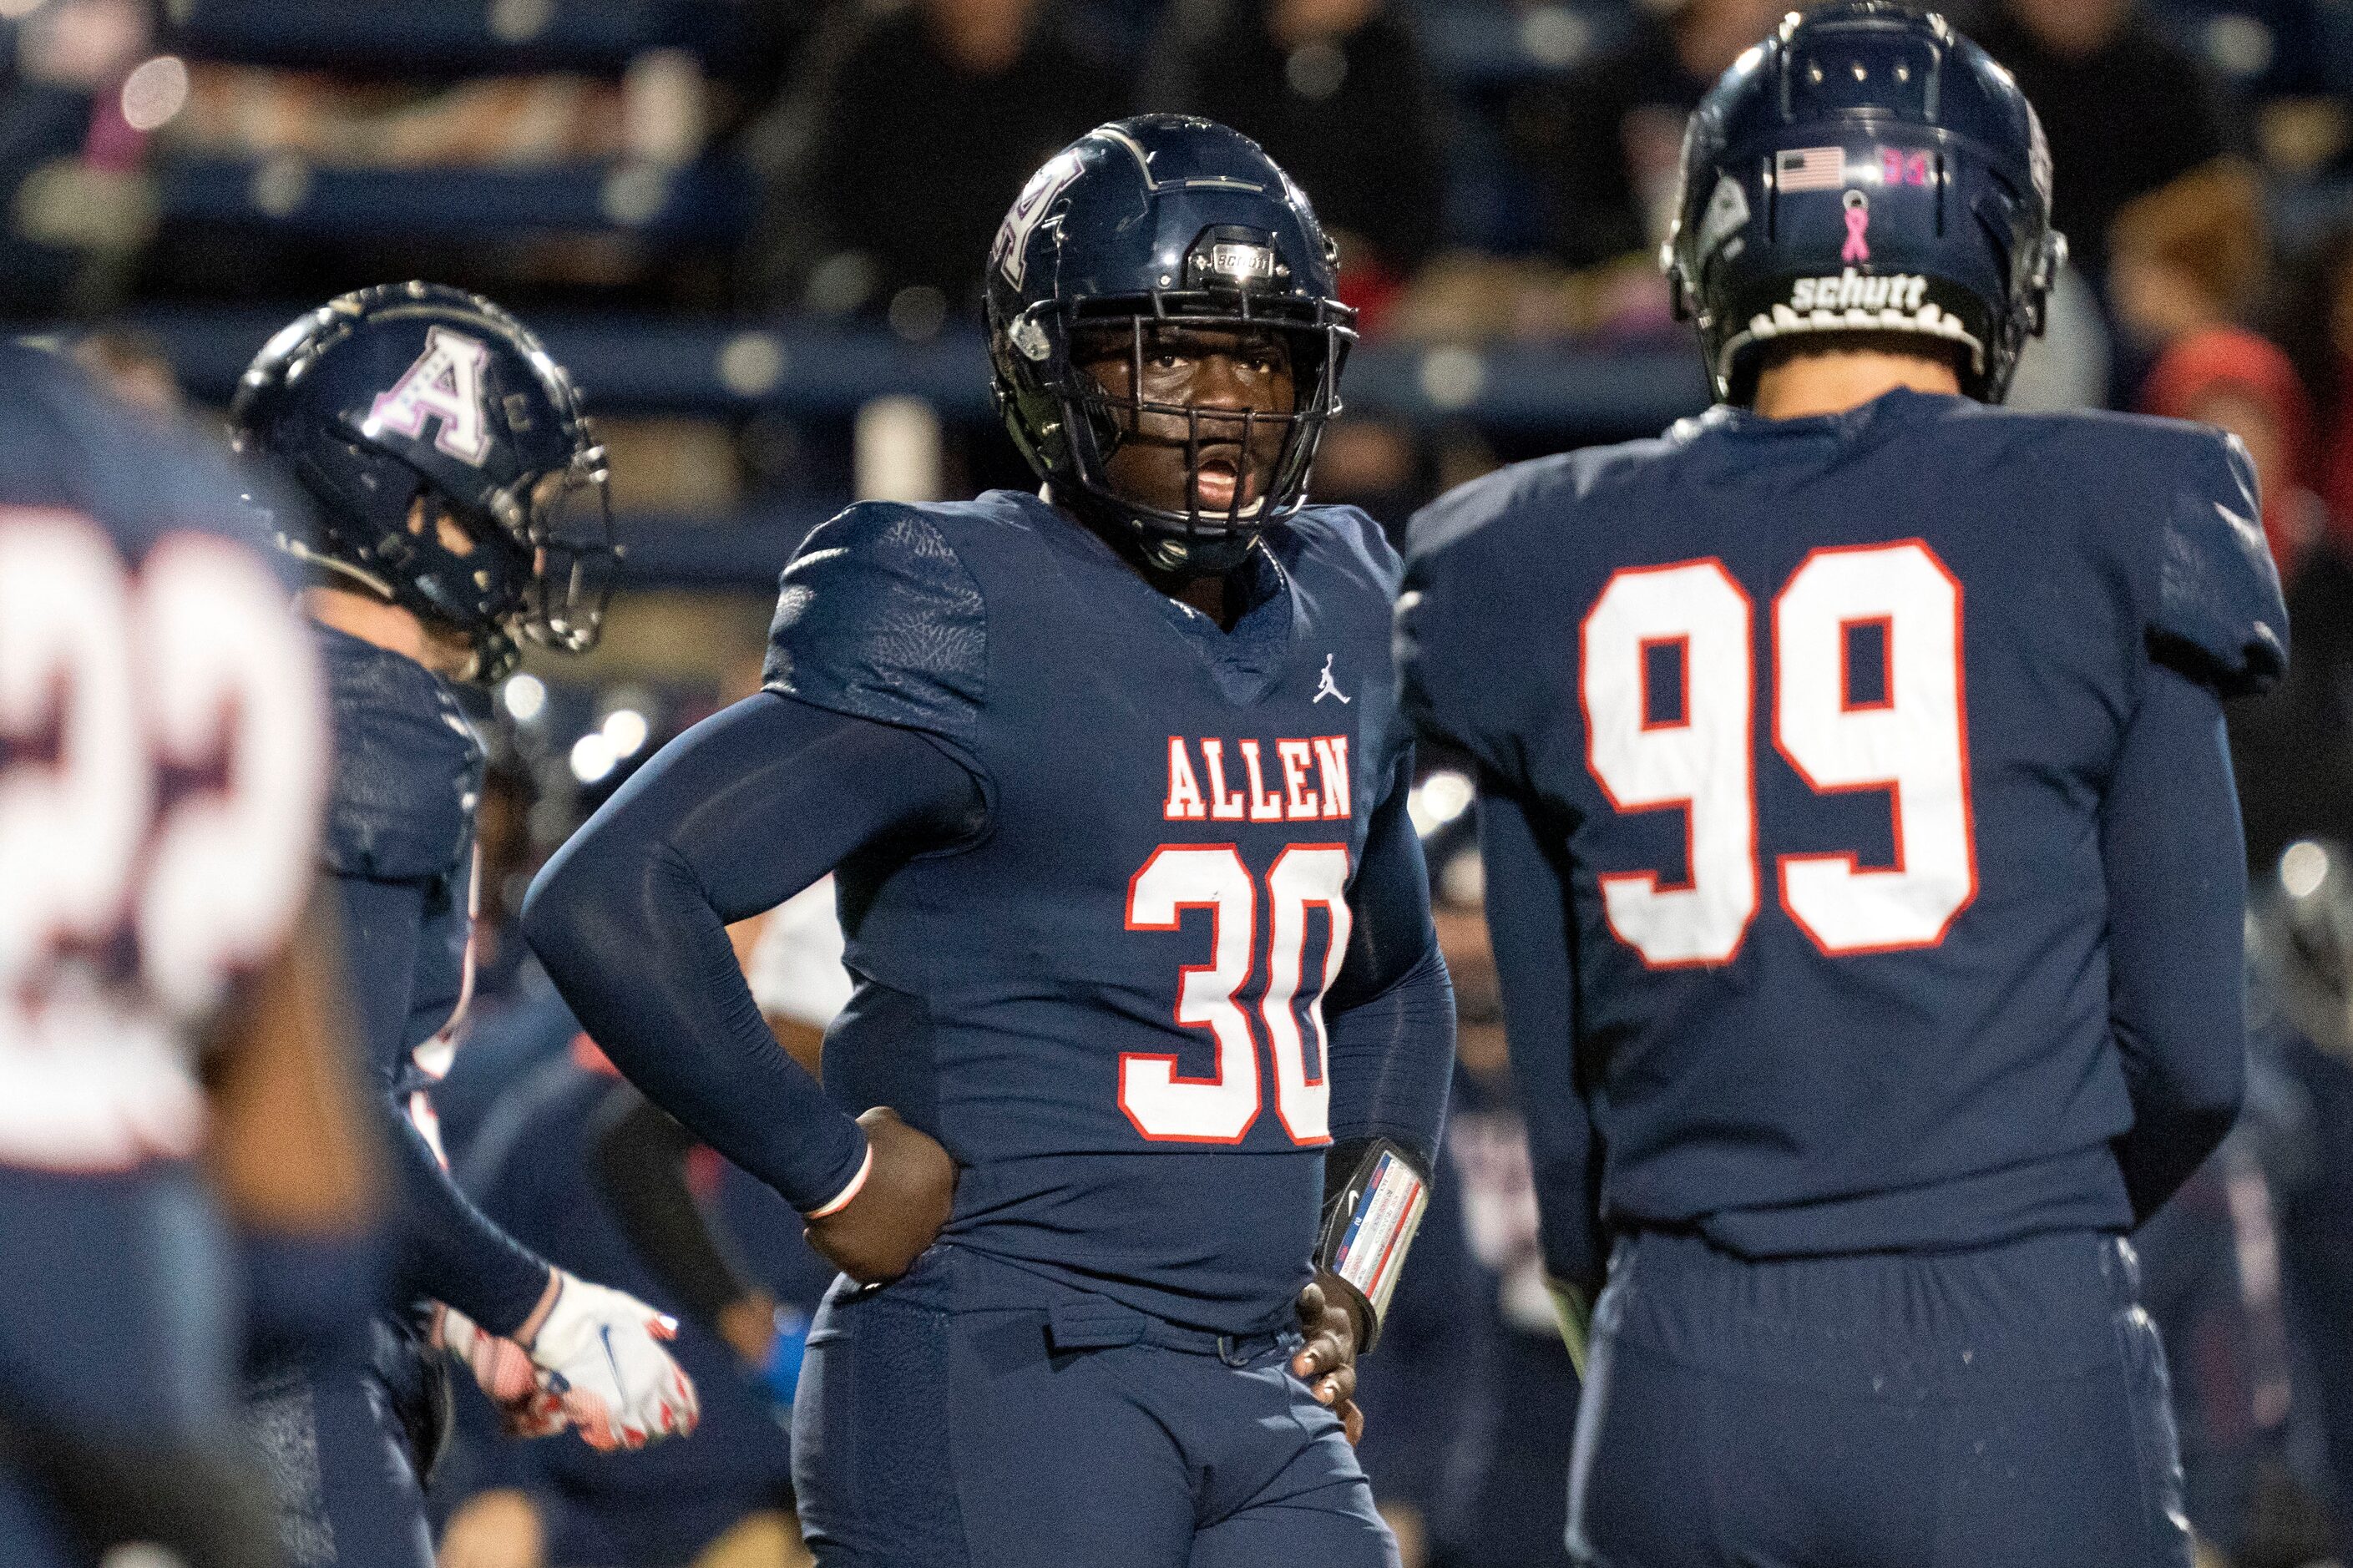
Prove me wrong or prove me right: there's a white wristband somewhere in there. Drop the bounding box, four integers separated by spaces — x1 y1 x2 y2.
806 1141 874 1219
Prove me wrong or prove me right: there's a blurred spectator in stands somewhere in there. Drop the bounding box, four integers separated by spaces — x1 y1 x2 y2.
2004 260 2114 410
2249 847 2353 1558
434 1034 817 1568
1968 0 2239 282
741 0 1125 327
2142 327 2326 613
69 325 180 413
2141 326 2353 870
0 0 159 316
435 787 849 1568
2157 0 2350 176
2274 225 2353 554
2107 158 2270 353
2133 1147 2303 1561
1138 0 1444 329
1502 0 1788 271
1308 414 1428 543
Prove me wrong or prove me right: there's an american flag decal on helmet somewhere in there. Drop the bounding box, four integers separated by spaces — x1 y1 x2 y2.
1776 146 1849 192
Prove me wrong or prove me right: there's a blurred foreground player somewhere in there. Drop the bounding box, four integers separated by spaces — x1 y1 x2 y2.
231 284 696 1568
1399 7 2285 1565
526 117 1454 1566
0 341 377 1566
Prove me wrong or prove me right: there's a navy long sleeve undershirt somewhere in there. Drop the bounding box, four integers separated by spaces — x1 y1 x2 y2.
331 874 552 1336
1324 751 1456 1168
2102 660 2249 1222
522 692 984 1215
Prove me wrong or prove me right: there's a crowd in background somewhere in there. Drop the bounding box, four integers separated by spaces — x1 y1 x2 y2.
0 0 2346 509
6 0 2353 1565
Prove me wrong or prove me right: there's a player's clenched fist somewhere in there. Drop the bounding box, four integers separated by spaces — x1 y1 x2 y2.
804 1106 957 1283
524 1272 700 1451
1293 1276 1365 1446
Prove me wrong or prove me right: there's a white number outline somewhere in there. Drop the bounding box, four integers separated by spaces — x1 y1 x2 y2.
1580 543 1976 966
1769 540 1977 955
1260 842 1352 1144
1119 841 1353 1146
1121 844 1262 1145
1578 558 1758 969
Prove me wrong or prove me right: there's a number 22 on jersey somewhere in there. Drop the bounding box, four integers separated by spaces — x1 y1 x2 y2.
0 508 323 1169
1581 541 1973 967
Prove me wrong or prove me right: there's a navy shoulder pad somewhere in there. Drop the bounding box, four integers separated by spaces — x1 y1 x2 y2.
762 501 987 747
1403 451 1574 568
1397 453 1593 776
1281 503 1403 605
316 627 483 882
2143 426 2287 698
0 342 305 573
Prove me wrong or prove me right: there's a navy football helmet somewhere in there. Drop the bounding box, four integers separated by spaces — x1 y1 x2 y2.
232 281 617 682
1662 2 2066 404
987 115 1354 574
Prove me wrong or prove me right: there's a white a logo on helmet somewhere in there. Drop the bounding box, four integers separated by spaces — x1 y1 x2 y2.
370 326 493 467
992 149 1083 288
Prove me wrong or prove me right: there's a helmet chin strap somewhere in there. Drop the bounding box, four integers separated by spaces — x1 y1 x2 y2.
1045 475 1266 581
278 528 521 683
275 534 402 602
1137 529 1257 578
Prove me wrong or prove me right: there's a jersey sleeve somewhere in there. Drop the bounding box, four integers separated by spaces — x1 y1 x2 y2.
1476 785 1605 1296
2101 661 2248 1222
762 502 988 750
2143 427 2288 699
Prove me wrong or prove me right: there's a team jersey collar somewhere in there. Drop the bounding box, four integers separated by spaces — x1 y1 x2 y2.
994 487 1299 707
1690 385 1966 446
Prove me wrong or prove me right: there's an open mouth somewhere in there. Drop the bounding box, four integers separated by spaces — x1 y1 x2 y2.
1192 448 1250 513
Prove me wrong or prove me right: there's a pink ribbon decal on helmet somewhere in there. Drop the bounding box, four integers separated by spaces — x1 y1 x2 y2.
1841 190 1872 265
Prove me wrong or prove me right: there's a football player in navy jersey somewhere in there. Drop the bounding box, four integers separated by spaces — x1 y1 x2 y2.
1399 7 2287 1565
0 340 378 1568
230 284 697 1568
524 115 1455 1567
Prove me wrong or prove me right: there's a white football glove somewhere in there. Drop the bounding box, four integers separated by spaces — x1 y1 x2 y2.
524 1272 700 1451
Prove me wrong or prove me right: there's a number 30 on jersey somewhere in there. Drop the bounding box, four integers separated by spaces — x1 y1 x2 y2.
1581 541 1974 967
